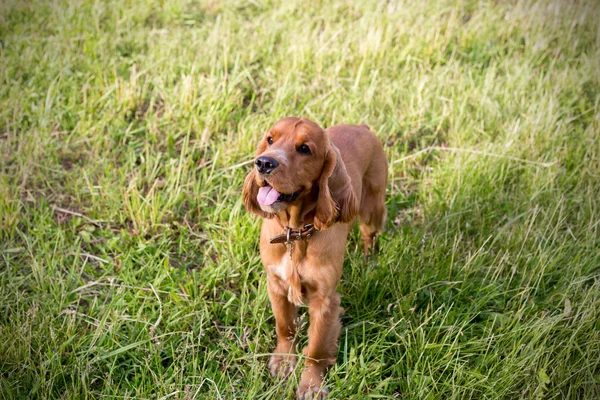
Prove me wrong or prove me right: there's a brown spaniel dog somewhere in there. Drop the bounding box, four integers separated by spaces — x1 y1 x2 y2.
243 117 387 399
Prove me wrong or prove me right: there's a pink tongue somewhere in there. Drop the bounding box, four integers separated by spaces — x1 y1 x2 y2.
257 186 281 206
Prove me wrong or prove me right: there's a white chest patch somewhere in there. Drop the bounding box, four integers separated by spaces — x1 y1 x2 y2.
268 256 290 281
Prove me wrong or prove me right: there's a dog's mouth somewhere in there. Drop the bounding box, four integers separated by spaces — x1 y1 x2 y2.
257 184 300 206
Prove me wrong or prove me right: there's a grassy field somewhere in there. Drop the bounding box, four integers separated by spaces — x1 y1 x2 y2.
1 0 599 398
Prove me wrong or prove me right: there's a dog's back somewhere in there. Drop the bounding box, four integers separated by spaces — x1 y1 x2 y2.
326 124 388 253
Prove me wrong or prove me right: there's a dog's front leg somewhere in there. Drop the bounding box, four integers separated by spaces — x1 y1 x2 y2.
267 276 298 378
297 292 342 399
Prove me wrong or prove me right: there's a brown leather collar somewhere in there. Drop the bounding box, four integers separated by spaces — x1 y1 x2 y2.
269 219 317 245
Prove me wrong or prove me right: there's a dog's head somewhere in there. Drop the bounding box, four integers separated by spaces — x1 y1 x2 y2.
243 117 358 230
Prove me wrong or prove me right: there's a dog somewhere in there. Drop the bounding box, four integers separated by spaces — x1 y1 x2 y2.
243 117 388 399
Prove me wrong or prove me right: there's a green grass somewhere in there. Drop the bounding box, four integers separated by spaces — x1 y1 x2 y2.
1 0 599 398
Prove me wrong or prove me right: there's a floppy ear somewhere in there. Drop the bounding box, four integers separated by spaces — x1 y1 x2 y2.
243 169 273 219
314 145 359 230
243 136 272 218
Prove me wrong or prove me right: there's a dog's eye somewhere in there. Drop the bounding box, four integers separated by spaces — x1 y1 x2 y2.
267 137 273 145
297 144 311 155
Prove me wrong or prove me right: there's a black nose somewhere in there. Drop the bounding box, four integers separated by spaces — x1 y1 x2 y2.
255 156 279 175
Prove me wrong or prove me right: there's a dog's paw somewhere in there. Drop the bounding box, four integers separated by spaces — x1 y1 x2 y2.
296 383 329 400
268 354 297 378
296 369 328 399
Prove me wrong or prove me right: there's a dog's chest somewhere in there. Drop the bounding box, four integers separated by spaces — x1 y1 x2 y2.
268 255 291 282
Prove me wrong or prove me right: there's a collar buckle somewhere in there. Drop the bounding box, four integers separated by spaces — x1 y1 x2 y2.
269 223 318 245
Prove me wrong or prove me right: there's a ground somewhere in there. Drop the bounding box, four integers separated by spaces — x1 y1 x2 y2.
1 0 599 399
